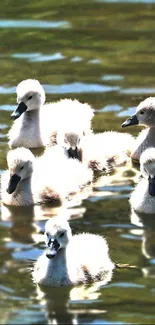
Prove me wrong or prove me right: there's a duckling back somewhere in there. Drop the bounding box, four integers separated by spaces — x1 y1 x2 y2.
81 131 135 172
66 233 114 285
47 99 94 146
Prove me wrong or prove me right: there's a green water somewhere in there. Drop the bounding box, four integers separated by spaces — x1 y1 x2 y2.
1 0 155 324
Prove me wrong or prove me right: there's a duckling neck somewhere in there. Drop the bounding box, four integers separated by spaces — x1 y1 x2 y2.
20 108 45 147
24 109 39 121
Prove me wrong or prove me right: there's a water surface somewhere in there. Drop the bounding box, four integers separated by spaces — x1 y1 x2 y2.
1 0 155 324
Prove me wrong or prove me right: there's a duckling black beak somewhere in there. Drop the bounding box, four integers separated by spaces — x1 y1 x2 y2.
68 147 81 160
122 114 139 128
6 174 21 194
11 102 27 120
148 176 155 196
46 239 60 259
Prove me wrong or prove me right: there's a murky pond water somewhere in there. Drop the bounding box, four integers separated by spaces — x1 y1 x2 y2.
1 0 155 324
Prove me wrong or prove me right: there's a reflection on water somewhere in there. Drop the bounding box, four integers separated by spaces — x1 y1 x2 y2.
1 0 155 323
0 20 70 29
12 52 65 62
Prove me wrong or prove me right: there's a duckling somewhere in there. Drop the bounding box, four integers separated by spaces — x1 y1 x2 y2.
9 79 48 148
122 97 155 161
32 216 115 286
58 130 134 172
55 126 84 160
9 79 94 148
1 146 93 206
1 148 35 206
130 147 155 214
48 98 94 147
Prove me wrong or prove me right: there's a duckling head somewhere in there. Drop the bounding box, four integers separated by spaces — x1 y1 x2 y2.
140 148 155 196
44 217 72 259
6 147 35 194
122 97 155 128
56 129 83 160
11 79 46 120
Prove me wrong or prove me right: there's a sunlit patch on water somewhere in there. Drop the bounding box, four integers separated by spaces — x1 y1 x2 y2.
120 87 155 95
96 0 155 2
0 20 71 29
43 83 120 94
12 52 65 62
118 106 136 117
70 56 83 62
0 105 16 111
96 104 122 113
101 75 124 81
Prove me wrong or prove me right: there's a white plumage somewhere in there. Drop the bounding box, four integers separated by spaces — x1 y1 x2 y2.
122 97 155 161
9 79 94 149
130 147 155 214
1 146 93 206
32 216 115 286
80 131 134 172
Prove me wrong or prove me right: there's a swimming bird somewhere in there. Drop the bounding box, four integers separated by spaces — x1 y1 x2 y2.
1 146 93 206
122 97 155 161
9 79 94 148
130 147 155 214
57 130 134 172
32 216 115 286
48 98 94 149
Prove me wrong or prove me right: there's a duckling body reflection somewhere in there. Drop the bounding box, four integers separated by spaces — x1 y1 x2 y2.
130 148 155 213
32 217 115 286
1 146 93 206
9 79 94 148
122 97 155 161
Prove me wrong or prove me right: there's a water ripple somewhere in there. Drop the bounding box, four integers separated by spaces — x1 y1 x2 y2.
44 83 120 94
12 52 65 62
101 75 124 81
96 104 122 113
120 87 155 95
0 87 16 94
105 282 145 289
71 56 83 62
97 0 155 3
0 105 16 111
0 83 119 95
0 19 71 29
118 106 136 117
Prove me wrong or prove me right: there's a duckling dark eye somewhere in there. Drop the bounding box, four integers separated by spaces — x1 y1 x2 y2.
20 166 24 170
59 232 65 238
28 96 32 100
140 111 144 115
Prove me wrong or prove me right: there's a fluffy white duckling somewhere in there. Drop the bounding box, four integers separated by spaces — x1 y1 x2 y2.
9 79 48 148
130 148 155 214
9 79 94 148
122 97 155 161
1 148 35 206
47 99 94 150
1 146 93 206
61 131 134 172
56 126 84 160
32 216 115 286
